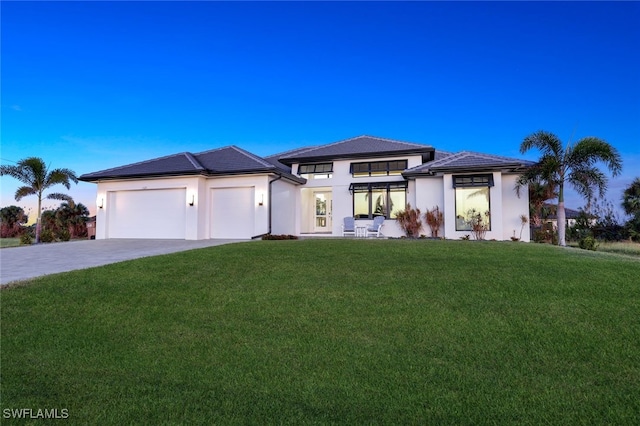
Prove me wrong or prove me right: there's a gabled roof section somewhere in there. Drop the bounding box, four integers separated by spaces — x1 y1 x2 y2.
79 145 306 183
278 135 434 165
193 146 274 174
404 151 533 176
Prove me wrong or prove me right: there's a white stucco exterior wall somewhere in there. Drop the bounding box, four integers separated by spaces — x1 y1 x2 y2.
501 173 531 242
94 174 274 240
270 178 298 235
414 177 445 237
292 155 424 238
437 171 530 241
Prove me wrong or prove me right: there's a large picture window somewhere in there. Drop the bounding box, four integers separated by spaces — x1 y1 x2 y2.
454 174 493 231
350 160 407 177
350 182 407 219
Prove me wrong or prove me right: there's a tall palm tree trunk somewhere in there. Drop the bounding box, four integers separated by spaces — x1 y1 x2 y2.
36 194 42 244
557 183 566 247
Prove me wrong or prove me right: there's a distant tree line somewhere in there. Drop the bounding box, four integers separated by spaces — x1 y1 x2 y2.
0 202 91 242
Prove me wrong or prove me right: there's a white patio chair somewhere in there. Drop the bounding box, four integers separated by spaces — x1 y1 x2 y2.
341 217 356 236
366 216 385 237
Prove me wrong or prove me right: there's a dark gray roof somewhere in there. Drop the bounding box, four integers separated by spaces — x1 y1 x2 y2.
80 136 532 183
79 145 305 183
404 151 533 176
263 146 318 173
278 135 434 164
195 146 274 173
543 204 595 220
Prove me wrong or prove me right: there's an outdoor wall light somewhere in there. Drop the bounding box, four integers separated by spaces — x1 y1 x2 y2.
98 198 104 209
189 194 195 206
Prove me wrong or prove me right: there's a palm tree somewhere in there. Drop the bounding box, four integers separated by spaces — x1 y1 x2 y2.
622 178 640 242
622 177 640 216
517 131 622 246
0 157 78 243
56 201 90 238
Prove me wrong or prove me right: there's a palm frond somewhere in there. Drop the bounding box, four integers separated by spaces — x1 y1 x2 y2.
520 130 563 158
46 168 79 189
567 137 623 176
568 167 607 199
1 164 34 186
14 186 37 201
46 193 74 202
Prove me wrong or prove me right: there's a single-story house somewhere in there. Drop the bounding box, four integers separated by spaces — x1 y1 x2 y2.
79 135 533 241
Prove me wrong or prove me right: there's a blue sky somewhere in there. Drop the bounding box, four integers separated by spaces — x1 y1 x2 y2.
2 1 639 220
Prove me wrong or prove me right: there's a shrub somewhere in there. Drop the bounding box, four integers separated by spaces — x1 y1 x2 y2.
395 204 422 238
20 232 33 245
261 234 298 240
579 235 599 251
467 209 490 240
58 228 71 241
40 228 56 243
533 224 558 245
424 206 444 238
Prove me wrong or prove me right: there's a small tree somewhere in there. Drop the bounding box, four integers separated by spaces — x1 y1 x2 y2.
424 206 444 238
518 214 528 241
0 157 78 243
517 130 622 247
395 204 422 238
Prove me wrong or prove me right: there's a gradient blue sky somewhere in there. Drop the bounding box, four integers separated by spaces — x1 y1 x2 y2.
2 1 639 220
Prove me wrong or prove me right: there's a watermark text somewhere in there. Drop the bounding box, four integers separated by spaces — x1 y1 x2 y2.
3 408 69 419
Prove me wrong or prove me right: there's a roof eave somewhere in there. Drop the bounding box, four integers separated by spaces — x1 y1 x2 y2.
79 167 307 184
78 170 207 183
403 163 530 177
279 148 435 165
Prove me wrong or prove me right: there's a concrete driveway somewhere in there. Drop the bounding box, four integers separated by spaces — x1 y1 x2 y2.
0 239 244 286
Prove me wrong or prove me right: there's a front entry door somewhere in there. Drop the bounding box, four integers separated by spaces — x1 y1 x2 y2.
314 192 332 233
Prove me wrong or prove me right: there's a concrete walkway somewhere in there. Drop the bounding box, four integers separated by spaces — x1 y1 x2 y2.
0 239 244 286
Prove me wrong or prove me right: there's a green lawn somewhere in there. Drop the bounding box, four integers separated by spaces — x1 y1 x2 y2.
0 238 21 248
1 240 639 424
597 240 640 257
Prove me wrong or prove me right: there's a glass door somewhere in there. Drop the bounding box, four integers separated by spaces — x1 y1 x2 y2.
314 192 332 232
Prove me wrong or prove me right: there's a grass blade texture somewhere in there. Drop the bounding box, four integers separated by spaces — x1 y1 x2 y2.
2 240 639 424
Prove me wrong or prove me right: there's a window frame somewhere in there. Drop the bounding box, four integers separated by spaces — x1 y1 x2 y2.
452 174 494 188
349 181 407 219
350 160 408 177
298 163 333 179
453 174 493 231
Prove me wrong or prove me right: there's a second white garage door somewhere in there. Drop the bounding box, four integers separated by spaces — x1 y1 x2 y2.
210 187 254 239
107 188 186 239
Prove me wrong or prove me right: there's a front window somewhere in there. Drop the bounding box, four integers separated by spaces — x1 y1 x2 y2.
350 182 407 219
454 174 493 231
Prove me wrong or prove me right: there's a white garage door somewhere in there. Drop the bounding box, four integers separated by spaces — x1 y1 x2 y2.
211 187 254 239
107 189 186 239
